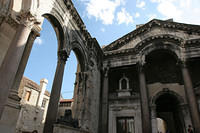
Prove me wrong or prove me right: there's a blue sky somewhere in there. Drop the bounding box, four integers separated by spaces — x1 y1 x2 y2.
24 0 200 99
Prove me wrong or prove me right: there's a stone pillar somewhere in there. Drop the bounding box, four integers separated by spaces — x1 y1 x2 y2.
181 61 200 133
9 30 39 103
138 63 152 133
101 67 109 133
43 50 68 133
0 23 32 118
179 104 192 132
0 30 39 133
151 105 158 133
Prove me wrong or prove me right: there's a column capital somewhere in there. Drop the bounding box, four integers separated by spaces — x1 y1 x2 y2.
58 50 68 62
178 59 188 68
103 67 109 78
137 61 146 73
16 11 41 29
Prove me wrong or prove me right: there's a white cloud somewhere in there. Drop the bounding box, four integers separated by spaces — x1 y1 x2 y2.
150 0 200 24
84 0 125 25
157 1 182 20
136 0 146 9
35 37 43 45
117 8 134 25
135 12 140 18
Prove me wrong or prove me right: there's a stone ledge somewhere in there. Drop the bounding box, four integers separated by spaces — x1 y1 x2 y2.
53 124 89 133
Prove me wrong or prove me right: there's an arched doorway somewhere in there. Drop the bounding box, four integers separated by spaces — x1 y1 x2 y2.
155 93 185 133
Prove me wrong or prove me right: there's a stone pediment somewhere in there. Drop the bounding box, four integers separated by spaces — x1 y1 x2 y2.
103 19 200 52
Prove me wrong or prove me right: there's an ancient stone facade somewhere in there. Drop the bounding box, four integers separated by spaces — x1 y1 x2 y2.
0 0 200 133
16 77 50 133
102 19 200 133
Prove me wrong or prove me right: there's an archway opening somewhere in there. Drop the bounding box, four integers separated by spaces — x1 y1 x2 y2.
58 50 80 118
145 49 182 84
157 118 167 133
155 93 184 133
18 17 59 133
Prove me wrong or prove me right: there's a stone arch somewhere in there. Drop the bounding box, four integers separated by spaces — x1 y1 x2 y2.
151 90 185 106
69 41 88 72
136 34 183 63
42 13 65 50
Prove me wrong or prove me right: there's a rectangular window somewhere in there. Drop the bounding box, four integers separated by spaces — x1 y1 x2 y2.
41 98 48 108
24 91 31 101
117 117 135 133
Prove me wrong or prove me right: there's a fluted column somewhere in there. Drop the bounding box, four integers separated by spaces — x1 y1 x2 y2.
181 61 200 133
101 67 109 133
138 63 152 133
43 50 68 133
0 23 32 118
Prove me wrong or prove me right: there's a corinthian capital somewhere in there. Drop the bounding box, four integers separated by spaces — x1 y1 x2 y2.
58 50 68 62
16 11 40 28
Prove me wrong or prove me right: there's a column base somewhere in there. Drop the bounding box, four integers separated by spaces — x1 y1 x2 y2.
0 96 21 133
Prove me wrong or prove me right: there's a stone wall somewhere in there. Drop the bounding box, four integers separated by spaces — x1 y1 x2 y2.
53 124 89 133
16 105 45 133
108 100 142 133
0 20 16 66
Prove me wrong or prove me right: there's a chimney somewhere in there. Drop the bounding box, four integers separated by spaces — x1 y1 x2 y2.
37 78 48 107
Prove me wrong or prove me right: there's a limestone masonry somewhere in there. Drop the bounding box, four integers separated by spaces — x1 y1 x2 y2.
0 0 200 133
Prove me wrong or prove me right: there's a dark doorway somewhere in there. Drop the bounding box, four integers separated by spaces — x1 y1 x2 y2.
155 93 184 133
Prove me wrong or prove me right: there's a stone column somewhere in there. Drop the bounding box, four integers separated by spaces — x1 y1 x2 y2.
0 23 32 118
9 29 39 103
151 105 158 133
43 50 68 133
181 61 200 133
179 104 192 132
138 63 152 133
0 30 39 133
101 67 109 133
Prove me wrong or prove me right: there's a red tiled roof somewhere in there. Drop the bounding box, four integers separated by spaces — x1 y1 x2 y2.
60 99 74 103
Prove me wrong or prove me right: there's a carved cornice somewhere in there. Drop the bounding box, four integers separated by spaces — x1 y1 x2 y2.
134 34 183 52
64 0 92 42
185 38 200 47
104 48 136 57
103 19 200 52
104 34 183 57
